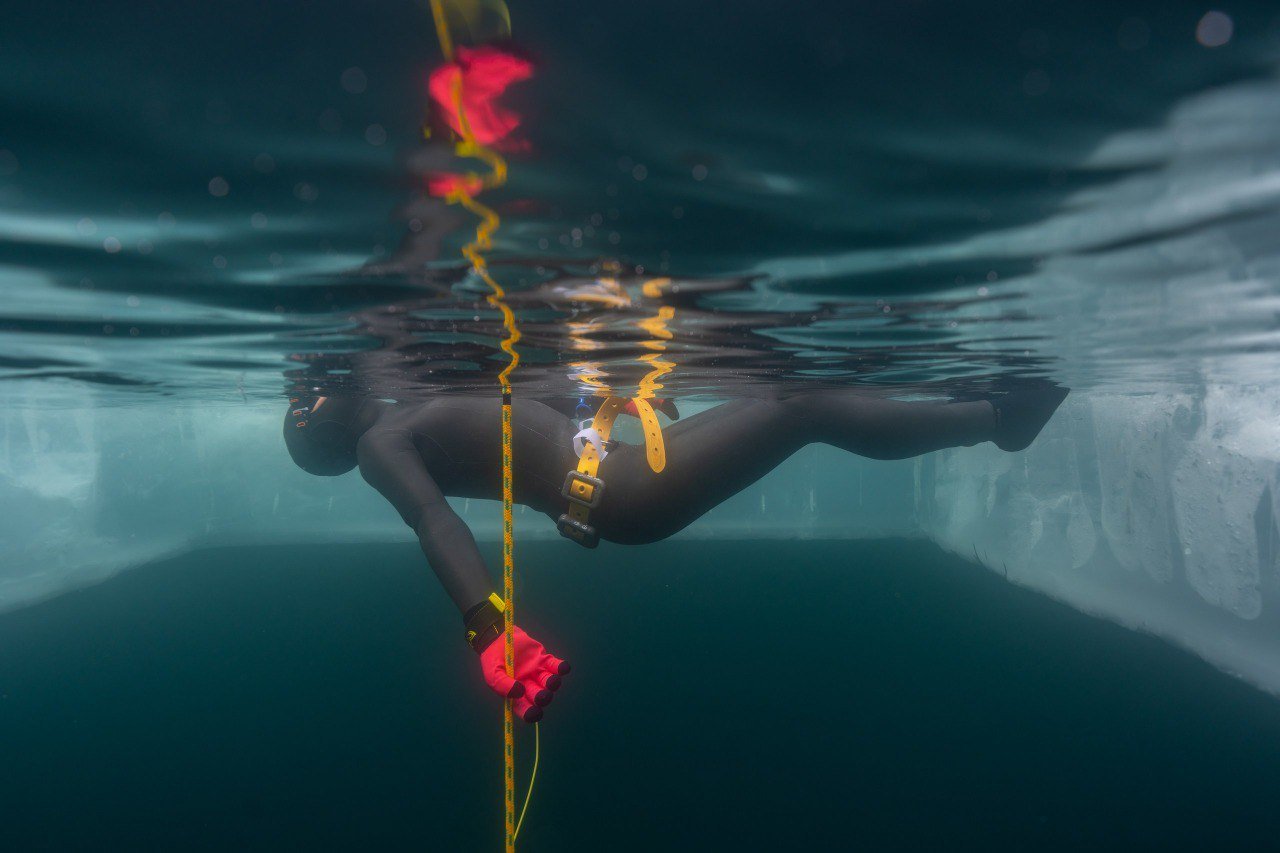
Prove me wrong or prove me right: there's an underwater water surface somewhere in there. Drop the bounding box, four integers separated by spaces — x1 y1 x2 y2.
5 0 1280 849
2 0 1279 400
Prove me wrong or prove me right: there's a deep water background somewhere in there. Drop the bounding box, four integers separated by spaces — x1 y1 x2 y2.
4 539 1280 851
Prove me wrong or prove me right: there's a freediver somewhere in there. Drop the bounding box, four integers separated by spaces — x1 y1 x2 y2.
285 35 1070 722
282 384 1067 722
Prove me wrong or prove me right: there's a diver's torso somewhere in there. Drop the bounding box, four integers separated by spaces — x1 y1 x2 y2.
376 397 578 517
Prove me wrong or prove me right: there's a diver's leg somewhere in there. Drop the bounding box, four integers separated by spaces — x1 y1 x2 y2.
783 383 1068 456
598 394 995 541
782 392 995 460
595 398 801 542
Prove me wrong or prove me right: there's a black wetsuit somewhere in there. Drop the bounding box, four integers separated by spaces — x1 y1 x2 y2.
352 394 1000 615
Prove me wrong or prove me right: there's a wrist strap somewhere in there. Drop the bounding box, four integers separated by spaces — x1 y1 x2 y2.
463 592 507 653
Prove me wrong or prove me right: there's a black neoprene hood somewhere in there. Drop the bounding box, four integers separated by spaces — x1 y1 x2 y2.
283 395 367 476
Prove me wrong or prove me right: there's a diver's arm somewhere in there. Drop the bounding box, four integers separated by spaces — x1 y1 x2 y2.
356 425 570 723
355 428 491 612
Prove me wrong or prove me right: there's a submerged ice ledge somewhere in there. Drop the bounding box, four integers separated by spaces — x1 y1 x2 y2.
3 391 1280 693
918 388 1280 690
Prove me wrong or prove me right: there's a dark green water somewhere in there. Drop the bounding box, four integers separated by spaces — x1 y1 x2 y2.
3 539 1279 850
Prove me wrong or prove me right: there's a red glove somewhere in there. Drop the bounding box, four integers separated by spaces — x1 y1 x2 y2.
479 626 570 723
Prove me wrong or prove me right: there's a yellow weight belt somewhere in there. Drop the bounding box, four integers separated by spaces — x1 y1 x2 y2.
557 395 665 548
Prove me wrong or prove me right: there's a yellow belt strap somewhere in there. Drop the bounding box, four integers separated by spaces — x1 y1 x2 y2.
560 396 666 547
564 396 623 526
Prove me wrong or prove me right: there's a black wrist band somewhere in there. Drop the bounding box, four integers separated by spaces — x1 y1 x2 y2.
463 593 506 654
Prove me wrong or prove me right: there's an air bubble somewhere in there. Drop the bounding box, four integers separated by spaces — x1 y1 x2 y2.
1196 11 1233 47
341 66 368 94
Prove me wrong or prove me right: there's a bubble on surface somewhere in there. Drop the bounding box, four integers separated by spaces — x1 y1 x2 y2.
340 66 367 94
1196 11 1233 47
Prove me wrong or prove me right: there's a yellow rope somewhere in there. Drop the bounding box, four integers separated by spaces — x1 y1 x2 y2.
427 3 521 850
428 0 456 61
513 722 539 841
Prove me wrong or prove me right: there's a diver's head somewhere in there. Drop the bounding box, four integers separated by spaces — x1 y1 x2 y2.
283 395 371 476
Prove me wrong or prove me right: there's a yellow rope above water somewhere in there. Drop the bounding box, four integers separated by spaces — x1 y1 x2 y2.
427 2 521 850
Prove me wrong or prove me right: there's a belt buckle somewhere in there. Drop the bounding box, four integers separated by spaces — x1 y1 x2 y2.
562 470 605 509
557 514 600 548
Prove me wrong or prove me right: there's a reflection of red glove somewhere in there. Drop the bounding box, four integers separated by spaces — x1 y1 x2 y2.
479 626 570 723
426 172 484 199
622 398 680 420
428 46 533 148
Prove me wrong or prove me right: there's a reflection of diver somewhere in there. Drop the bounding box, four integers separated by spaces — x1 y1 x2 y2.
283 383 1067 722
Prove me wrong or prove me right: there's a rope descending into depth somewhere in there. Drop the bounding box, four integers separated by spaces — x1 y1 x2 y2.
427 3 523 850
